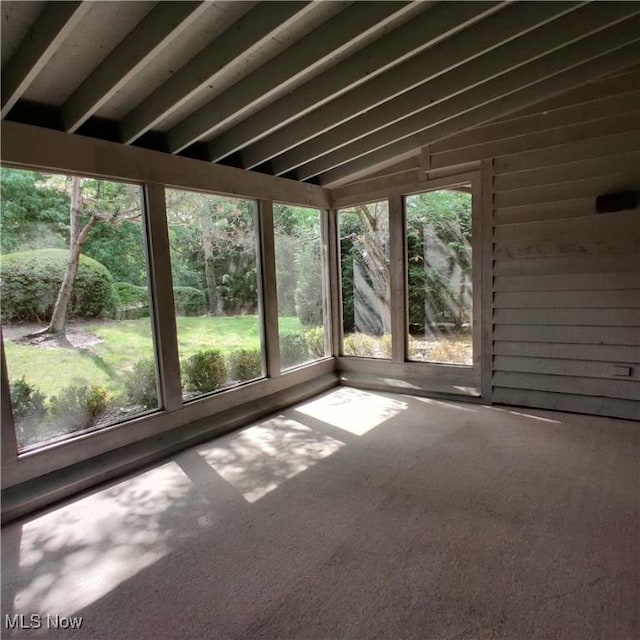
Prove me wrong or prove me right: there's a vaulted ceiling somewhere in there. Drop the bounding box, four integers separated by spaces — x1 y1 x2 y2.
2 1 639 187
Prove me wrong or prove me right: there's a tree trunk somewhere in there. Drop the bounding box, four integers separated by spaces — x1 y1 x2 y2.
45 177 97 336
201 202 222 315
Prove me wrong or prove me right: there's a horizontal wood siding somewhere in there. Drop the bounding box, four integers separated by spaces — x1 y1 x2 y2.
489 80 640 419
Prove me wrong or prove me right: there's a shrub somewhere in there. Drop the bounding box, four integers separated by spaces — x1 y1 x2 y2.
229 349 262 381
343 333 377 357
304 327 325 359
380 334 392 359
407 335 419 360
0 249 117 322
173 286 206 316
183 349 227 393
280 333 309 369
10 377 46 421
429 337 472 364
113 281 149 319
49 384 110 431
126 359 158 409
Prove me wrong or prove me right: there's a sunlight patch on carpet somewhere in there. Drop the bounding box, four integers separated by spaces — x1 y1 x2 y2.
295 387 408 436
198 418 344 503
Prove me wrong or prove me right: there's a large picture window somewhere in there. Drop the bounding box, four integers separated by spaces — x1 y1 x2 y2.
338 201 391 359
165 189 264 400
273 204 328 370
405 188 473 365
0 168 159 450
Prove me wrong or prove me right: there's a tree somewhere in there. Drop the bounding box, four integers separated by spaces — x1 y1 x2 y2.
405 189 472 332
166 190 259 315
28 176 141 342
0 168 69 253
340 201 391 335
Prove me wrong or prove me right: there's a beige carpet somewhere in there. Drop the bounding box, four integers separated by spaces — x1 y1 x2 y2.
2 388 638 639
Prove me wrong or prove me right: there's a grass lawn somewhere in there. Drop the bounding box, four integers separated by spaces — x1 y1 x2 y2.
4 315 304 397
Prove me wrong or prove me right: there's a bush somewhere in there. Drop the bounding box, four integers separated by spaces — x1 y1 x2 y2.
343 333 377 357
49 384 110 431
173 286 206 316
10 377 46 421
229 349 262 381
380 334 392 359
304 327 325 359
183 349 227 393
280 333 309 369
0 249 117 322
126 359 158 409
113 281 149 319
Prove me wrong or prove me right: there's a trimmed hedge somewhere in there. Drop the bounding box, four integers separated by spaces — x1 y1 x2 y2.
183 349 227 393
229 349 262 381
113 281 149 319
0 249 117 322
173 286 206 316
280 333 309 369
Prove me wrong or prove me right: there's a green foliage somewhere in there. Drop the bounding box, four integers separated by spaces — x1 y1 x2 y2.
0 249 117 322
183 349 227 393
229 349 262 381
49 384 110 431
9 377 47 421
83 219 148 286
304 327 325 359
280 333 309 368
125 359 158 409
0 168 69 253
113 281 149 319
173 286 206 316
406 190 472 330
343 333 377 357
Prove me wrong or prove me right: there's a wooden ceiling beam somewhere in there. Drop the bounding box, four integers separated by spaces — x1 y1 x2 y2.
119 1 316 145
62 1 210 133
319 39 640 187
251 0 584 172
1 1 91 118
287 2 638 180
200 1 504 161
160 1 417 152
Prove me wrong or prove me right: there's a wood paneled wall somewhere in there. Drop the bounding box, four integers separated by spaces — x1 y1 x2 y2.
484 77 640 419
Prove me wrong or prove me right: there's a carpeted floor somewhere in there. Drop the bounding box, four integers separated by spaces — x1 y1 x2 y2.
2 387 638 639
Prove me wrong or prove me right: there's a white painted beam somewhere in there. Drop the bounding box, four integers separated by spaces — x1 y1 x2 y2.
250 0 584 171
201 1 505 160
318 33 640 187
62 1 209 133
289 3 639 180
1 1 91 118
430 91 639 154
159 1 416 150
120 1 316 145
0 121 330 209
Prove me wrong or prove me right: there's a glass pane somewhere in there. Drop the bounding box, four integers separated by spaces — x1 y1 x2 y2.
406 188 472 365
0 168 159 450
165 189 263 399
338 201 391 359
274 204 327 370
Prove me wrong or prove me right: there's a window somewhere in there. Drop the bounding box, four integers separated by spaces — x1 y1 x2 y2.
0 168 159 450
165 189 263 399
338 201 391 359
405 188 473 365
273 204 328 370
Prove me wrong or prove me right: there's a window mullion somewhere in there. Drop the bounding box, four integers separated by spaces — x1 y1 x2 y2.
144 183 182 411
